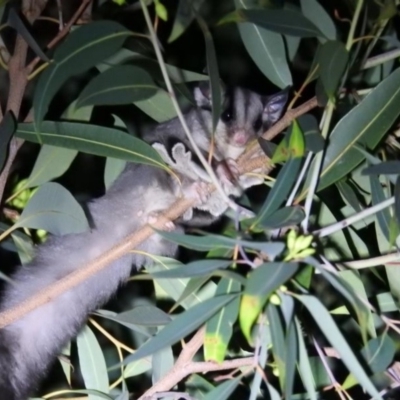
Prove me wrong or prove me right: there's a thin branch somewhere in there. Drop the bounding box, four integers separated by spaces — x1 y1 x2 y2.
238 96 319 166
138 326 254 399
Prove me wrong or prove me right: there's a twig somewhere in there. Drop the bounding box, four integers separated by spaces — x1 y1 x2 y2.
239 96 319 166
138 326 254 399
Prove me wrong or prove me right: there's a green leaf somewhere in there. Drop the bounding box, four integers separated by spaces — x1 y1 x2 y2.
157 231 285 256
154 0 168 21
240 24 291 89
337 180 363 213
168 0 205 42
234 0 291 88
146 258 217 311
117 306 172 327
34 21 129 128
77 326 109 399
76 65 158 108
300 0 336 41
363 160 400 176
257 157 302 222
98 48 208 83
7 8 49 62
284 320 297 399
219 9 325 38
204 279 241 362
360 334 395 374
315 67 400 192
0 112 16 172
317 40 348 99
203 378 240 400
104 157 126 189
134 89 177 122
370 174 391 241
259 206 305 229
395 176 400 227
295 318 317 400
152 345 173 384
15 182 89 235
25 145 78 189
240 263 298 341
16 121 166 169
122 294 237 364
295 295 381 399
267 304 286 389
198 17 221 132
298 114 324 153
149 259 232 279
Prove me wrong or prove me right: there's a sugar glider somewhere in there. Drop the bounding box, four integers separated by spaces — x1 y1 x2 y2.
0 83 288 399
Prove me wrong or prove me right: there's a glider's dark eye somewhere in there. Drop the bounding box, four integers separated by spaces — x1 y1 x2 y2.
221 109 233 122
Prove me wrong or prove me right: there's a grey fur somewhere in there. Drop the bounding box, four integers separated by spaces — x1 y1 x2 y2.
0 85 288 399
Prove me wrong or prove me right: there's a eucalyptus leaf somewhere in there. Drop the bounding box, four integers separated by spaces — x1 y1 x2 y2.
362 160 400 176
300 0 336 41
169 0 205 42
15 182 89 235
245 262 299 297
77 326 109 399
117 306 172 327
202 377 240 400
156 230 285 256
295 295 381 399
240 24 291 89
149 259 231 279
257 157 302 222
76 65 158 108
317 40 348 99
204 279 241 363
122 294 237 364
219 9 325 38
16 122 165 169
25 145 78 189
34 21 130 128
198 17 221 132
302 67 400 195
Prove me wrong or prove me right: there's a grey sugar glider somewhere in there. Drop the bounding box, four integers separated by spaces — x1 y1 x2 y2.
0 84 288 399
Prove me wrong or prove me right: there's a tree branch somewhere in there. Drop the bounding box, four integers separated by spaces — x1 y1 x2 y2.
0 96 318 329
138 326 254 399
0 0 49 203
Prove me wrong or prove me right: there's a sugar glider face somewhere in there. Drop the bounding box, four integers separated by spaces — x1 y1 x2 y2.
194 83 289 159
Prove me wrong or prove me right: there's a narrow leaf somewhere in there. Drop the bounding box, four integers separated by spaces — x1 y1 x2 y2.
219 9 325 38
16 122 165 169
34 21 129 127
316 67 400 192
123 294 237 364
204 279 241 362
16 182 89 235
295 295 381 399
77 326 109 399
76 65 158 108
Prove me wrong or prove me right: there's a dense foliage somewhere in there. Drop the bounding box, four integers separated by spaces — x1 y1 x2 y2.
1 0 400 399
